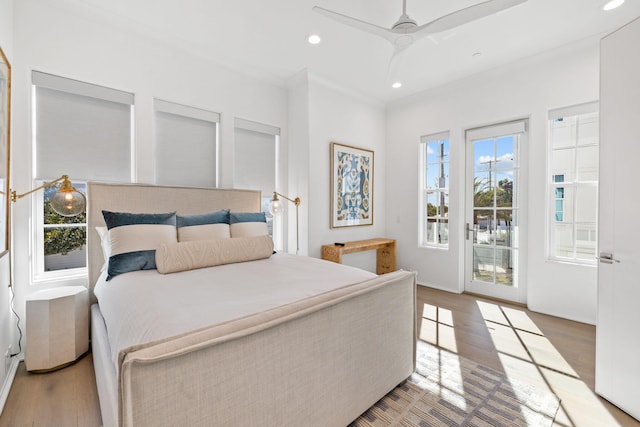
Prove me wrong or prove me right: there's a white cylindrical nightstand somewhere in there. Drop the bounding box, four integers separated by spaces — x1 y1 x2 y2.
26 286 89 372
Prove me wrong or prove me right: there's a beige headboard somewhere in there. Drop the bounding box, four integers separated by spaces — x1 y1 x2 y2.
87 182 261 294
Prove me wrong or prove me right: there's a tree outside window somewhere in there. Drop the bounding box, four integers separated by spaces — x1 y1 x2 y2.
43 182 86 271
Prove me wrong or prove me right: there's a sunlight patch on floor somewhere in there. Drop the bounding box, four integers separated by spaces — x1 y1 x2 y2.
476 300 624 427
412 343 466 405
422 303 454 326
422 303 437 321
501 306 543 335
419 319 458 353
478 301 578 378
542 366 621 426
484 321 532 361
432 347 467 412
420 304 458 352
516 330 578 377
476 300 509 325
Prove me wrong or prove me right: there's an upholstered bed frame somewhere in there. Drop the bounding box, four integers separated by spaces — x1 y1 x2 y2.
87 182 416 427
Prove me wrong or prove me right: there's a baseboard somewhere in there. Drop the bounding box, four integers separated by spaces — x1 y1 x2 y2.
0 353 23 416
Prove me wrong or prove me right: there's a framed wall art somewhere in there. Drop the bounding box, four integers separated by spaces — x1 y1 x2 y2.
0 46 10 257
330 142 373 228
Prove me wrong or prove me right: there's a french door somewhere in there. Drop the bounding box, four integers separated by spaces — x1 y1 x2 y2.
464 121 525 302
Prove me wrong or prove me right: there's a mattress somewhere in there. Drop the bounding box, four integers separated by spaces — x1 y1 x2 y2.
94 253 376 370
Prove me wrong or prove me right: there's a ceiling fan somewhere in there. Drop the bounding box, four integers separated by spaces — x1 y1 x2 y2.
313 0 527 78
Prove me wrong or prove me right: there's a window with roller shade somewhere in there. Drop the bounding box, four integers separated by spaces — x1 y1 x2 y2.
154 99 219 187
233 118 282 250
32 71 133 280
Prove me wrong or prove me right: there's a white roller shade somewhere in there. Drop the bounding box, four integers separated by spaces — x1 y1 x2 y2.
235 118 280 136
155 99 220 123
32 71 134 105
155 103 218 187
549 101 598 120
466 120 527 141
234 127 277 197
420 131 449 143
33 72 133 181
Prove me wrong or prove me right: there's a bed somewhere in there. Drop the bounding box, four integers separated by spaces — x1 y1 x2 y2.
87 182 416 427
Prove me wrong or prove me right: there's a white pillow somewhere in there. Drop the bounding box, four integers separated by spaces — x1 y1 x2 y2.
95 226 111 270
229 212 269 238
230 222 269 238
178 224 230 242
176 210 231 242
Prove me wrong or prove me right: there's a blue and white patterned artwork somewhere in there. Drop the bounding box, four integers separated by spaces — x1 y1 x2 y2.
331 143 373 227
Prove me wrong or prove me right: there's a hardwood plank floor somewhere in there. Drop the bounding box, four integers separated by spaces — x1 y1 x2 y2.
0 352 101 427
416 287 639 427
0 286 638 426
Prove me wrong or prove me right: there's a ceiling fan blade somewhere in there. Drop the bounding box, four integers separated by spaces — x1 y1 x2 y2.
385 46 407 83
410 0 527 35
313 6 396 43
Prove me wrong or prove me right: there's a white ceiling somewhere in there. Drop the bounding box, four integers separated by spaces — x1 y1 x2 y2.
61 0 640 102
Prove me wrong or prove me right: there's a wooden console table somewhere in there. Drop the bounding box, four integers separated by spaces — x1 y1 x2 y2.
321 238 396 274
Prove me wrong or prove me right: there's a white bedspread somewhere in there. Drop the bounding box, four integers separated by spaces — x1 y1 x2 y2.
94 253 376 370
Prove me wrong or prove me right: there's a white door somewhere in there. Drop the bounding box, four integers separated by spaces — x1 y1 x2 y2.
596 17 640 421
465 121 525 302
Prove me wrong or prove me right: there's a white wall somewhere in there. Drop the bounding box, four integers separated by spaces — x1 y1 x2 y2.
386 38 600 324
0 0 16 403
10 0 288 344
307 75 387 272
286 70 310 256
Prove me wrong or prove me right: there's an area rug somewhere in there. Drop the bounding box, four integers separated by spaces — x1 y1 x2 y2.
350 341 560 427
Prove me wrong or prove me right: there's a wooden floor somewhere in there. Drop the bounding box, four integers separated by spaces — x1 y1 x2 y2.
0 286 638 426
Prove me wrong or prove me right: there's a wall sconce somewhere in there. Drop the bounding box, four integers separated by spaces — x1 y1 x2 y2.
11 175 86 217
270 192 301 254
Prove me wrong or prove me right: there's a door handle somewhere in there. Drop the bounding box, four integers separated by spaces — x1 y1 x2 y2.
465 223 475 240
597 252 621 264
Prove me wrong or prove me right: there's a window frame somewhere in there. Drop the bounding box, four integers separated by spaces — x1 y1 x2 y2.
419 131 450 249
31 71 134 282
547 102 599 265
233 119 284 251
32 180 88 282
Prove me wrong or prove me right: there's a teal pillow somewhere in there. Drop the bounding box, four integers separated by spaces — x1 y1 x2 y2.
229 212 268 238
102 211 177 280
176 210 230 242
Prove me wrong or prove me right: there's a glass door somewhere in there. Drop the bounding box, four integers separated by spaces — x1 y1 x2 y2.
465 122 524 302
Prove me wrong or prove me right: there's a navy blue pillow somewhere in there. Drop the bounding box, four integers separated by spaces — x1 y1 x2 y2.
177 209 230 227
176 209 231 242
229 212 266 224
102 211 177 280
229 212 268 238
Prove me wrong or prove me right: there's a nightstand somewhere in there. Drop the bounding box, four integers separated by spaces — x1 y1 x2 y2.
25 286 89 372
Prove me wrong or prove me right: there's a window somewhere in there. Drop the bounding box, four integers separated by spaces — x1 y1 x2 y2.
32 71 134 280
233 118 282 250
420 132 450 248
38 181 87 273
154 99 219 187
548 102 598 263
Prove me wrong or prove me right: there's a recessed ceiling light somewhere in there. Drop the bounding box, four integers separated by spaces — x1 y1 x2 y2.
307 34 322 45
391 82 402 89
603 0 624 11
